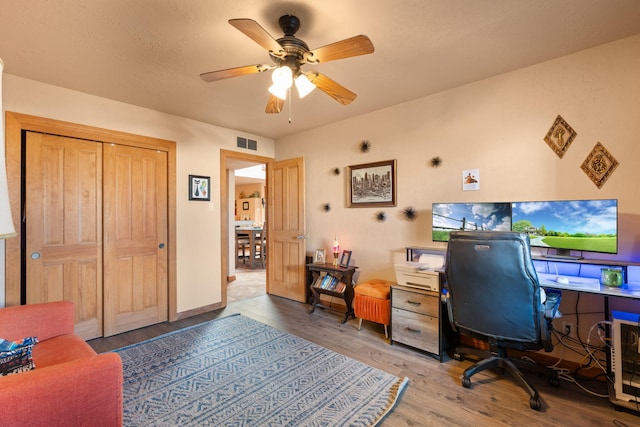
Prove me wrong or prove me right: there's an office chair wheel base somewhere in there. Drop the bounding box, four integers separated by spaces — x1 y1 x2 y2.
529 397 541 410
461 376 471 388
549 377 560 388
454 352 463 361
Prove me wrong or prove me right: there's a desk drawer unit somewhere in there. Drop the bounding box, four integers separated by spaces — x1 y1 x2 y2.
391 285 442 356
392 288 438 315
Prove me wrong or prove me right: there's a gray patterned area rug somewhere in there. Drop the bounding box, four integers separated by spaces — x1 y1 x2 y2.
115 314 408 426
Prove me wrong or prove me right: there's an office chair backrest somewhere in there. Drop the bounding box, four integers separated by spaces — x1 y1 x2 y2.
445 231 542 347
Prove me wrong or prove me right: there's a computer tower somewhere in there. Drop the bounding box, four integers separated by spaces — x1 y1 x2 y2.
612 310 640 403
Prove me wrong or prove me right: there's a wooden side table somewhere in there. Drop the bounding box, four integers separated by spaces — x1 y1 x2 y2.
307 263 358 324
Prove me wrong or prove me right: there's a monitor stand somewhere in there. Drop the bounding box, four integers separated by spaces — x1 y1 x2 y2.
542 249 583 260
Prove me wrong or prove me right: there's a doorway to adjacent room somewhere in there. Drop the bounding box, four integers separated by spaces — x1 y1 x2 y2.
224 154 268 303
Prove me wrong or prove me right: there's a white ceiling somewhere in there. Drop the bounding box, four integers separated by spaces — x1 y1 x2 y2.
1 1 640 140
235 164 265 185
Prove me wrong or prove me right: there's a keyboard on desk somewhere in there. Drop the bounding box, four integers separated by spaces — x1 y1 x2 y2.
537 272 601 291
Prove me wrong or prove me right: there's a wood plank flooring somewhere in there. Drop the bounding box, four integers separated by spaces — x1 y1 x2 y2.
89 295 640 426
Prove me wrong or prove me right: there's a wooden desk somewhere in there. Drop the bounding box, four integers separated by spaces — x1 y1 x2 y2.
406 246 640 411
538 273 640 411
235 227 264 269
307 263 357 324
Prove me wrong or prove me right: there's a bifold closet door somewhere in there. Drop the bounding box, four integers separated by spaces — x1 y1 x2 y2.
25 132 103 340
103 143 168 337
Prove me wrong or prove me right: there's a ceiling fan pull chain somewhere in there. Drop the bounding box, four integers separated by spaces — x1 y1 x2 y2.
288 87 293 124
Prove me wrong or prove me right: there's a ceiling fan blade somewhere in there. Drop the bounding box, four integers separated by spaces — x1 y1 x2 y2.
200 64 271 82
305 35 374 64
229 18 285 56
265 94 284 114
305 72 356 105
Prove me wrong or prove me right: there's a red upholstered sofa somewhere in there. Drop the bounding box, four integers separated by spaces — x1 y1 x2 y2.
0 301 123 427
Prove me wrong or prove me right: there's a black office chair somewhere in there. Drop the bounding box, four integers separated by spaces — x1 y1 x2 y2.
444 231 561 410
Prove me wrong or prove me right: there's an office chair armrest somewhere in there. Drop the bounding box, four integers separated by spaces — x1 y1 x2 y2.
544 290 562 319
540 289 562 352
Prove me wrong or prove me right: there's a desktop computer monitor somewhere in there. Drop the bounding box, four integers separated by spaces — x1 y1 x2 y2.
432 202 512 242
511 199 617 257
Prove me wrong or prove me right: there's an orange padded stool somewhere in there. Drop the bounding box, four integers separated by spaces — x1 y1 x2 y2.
354 279 394 339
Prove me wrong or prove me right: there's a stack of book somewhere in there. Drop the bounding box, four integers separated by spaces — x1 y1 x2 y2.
313 274 346 293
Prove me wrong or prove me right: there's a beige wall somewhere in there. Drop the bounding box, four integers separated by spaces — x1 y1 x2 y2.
235 183 263 200
235 184 265 222
275 35 640 360
0 74 275 312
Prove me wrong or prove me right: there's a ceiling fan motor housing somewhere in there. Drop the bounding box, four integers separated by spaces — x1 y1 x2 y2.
271 16 310 74
278 15 300 36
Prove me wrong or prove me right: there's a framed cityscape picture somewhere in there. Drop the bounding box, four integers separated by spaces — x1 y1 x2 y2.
348 160 396 207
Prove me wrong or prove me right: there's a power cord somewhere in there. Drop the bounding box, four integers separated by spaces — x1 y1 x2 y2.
519 354 609 398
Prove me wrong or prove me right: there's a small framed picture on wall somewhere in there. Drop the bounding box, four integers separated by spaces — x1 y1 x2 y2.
347 160 397 207
189 175 210 201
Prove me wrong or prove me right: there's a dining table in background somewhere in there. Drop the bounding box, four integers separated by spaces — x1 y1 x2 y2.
235 226 264 269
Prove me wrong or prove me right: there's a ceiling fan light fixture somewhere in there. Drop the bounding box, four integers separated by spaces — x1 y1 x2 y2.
272 66 293 87
295 74 315 98
268 65 293 99
268 82 288 100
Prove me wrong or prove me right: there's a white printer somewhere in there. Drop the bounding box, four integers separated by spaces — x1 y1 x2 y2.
394 254 444 292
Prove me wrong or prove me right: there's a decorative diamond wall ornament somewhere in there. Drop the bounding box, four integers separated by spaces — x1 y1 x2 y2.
581 142 619 189
544 115 577 158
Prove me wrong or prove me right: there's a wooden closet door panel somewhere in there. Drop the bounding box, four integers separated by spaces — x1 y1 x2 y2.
103 144 168 336
25 132 103 340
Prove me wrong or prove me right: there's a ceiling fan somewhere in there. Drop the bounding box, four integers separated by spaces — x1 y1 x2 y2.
200 15 374 114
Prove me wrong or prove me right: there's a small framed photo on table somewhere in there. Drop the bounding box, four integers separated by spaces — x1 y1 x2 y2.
188 175 210 201
314 249 326 264
339 250 352 268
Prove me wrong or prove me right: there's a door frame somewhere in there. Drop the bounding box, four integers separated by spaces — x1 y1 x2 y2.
220 149 273 305
4 112 177 321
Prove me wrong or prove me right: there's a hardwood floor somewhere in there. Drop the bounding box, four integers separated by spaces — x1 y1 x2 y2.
89 295 640 426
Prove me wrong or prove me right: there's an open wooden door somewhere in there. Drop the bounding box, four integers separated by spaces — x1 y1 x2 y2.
267 157 306 302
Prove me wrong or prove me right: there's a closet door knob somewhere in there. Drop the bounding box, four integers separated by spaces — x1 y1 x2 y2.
159 243 165 249
31 252 41 260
